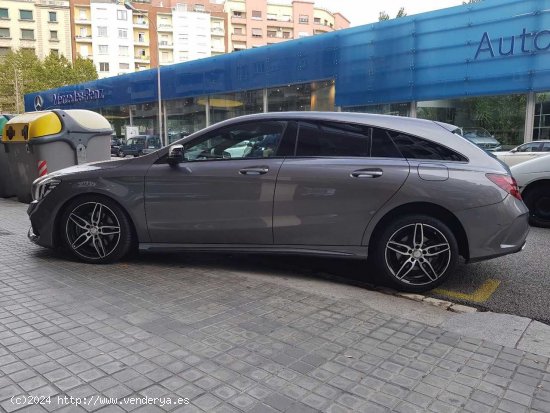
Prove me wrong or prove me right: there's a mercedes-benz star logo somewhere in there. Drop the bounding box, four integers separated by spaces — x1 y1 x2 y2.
34 95 44 111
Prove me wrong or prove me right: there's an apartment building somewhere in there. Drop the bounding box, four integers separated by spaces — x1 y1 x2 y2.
0 0 72 59
225 0 349 51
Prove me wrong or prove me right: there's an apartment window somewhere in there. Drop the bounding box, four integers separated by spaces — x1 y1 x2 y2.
161 51 169 61
21 29 34 40
298 31 309 38
98 26 107 37
49 11 57 22
50 30 58 40
0 47 9 56
267 30 276 38
98 45 108 54
138 48 146 57
252 10 261 19
283 31 290 39
0 28 9 38
314 17 320 24
234 27 243 35
282 14 291 22
99 62 109 72
118 28 127 38
299 15 309 24
117 10 127 21
119 45 128 56
79 27 87 37
80 45 88 57
78 9 87 20
251 28 262 38
267 13 276 21
0 8 8 19
194 4 205 12
119 63 129 69
138 32 145 42
19 10 33 20
51 49 58 56
233 11 243 17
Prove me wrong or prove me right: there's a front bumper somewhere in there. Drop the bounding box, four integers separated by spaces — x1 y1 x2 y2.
456 195 530 263
27 199 58 249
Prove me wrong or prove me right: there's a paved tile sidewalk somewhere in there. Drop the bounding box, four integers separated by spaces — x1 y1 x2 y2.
0 198 549 412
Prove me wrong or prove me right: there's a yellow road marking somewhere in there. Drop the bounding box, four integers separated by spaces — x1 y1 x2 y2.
432 279 501 303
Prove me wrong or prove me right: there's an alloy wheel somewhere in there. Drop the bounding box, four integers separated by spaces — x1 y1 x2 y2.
65 202 121 260
384 223 451 286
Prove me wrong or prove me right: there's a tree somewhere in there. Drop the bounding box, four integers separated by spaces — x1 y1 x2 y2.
378 7 407 21
0 50 98 113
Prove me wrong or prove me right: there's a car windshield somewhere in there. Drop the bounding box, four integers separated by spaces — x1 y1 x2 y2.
128 137 145 145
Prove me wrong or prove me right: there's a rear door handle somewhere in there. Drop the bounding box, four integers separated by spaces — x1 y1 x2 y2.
351 168 383 178
239 167 269 175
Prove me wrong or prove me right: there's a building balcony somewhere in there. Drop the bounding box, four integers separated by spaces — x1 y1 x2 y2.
231 15 246 24
75 35 92 42
211 27 224 36
75 19 91 25
134 55 150 62
133 21 149 28
135 39 149 45
267 19 293 28
211 44 225 53
158 42 173 48
158 24 173 32
231 33 247 42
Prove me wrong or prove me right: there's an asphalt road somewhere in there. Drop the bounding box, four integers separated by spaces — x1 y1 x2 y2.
146 227 550 325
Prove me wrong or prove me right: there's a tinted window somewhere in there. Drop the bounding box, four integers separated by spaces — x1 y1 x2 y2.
183 121 285 161
517 143 541 152
542 142 550 152
371 128 403 158
296 122 370 157
388 131 467 162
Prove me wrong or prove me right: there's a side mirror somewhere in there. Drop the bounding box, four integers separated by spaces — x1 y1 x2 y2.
510 148 518 153
167 144 184 166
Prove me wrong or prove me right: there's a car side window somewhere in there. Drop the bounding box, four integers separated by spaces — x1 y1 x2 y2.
183 121 285 161
371 127 403 158
388 131 467 162
542 143 550 152
517 143 539 152
296 121 370 157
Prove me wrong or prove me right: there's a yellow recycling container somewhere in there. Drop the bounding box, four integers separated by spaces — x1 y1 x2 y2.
2 109 112 203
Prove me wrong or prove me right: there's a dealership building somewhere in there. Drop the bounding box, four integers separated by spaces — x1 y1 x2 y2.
25 0 550 148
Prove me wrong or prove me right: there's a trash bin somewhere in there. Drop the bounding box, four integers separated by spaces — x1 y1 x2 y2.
1 109 112 203
0 114 15 198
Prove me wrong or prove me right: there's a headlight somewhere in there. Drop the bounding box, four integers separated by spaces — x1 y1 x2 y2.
32 177 61 201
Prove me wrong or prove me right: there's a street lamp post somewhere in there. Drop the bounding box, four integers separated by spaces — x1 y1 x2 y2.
124 1 167 147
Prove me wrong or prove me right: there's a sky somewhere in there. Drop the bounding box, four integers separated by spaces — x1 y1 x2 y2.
300 0 466 27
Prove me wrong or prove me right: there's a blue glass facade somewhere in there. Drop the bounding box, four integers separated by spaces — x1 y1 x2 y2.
24 0 549 146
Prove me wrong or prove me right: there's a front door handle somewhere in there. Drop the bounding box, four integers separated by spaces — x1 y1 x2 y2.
239 167 269 175
351 168 383 178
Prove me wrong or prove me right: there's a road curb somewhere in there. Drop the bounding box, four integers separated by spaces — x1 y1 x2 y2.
375 287 479 314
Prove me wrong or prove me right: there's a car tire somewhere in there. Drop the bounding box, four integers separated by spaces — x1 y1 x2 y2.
371 214 459 292
119 151 125 158
523 184 550 228
60 195 133 264
136 150 143 157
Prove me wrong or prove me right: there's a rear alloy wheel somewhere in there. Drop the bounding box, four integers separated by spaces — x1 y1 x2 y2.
523 185 550 228
61 196 132 263
372 215 459 292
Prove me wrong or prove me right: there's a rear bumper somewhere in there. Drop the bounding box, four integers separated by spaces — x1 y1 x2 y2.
456 195 530 263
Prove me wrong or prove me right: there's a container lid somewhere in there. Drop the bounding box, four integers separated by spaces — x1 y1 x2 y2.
2 111 62 143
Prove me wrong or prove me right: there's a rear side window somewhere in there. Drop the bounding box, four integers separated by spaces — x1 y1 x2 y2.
296 122 370 157
388 131 467 162
371 128 403 158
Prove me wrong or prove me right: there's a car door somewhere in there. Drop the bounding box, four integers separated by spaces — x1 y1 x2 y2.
144 120 291 244
273 121 410 246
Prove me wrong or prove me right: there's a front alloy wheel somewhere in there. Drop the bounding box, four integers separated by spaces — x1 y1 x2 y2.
373 215 458 292
62 196 132 263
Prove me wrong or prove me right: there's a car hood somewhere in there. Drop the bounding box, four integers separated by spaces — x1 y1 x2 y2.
45 159 127 178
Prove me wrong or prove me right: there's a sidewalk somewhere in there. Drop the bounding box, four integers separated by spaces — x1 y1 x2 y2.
0 197 549 412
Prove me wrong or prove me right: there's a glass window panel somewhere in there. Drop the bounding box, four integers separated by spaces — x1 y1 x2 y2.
0 8 8 19
371 127 403 158
296 122 370 157
534 92 550 140
268 83 311 112
20 10 33 20
209 90 263 125
417 95 526 149
388 131 467 162
165 97 207 143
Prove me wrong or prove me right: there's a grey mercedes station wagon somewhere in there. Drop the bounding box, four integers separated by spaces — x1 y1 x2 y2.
28 112 529 292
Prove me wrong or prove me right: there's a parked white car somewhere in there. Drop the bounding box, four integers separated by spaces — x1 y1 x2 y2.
494 140 550 167
511 153 550 227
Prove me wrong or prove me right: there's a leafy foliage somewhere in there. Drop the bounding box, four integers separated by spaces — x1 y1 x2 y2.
0 50 98 113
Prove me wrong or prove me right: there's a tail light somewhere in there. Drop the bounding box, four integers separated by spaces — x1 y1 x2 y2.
486 173 522 200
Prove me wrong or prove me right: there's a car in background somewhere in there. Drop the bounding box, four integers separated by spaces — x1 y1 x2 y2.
494 140 550 167
511 153 550 228
28 112 529 292
110 136 122 157
119 135 161 157
462 127 502 151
